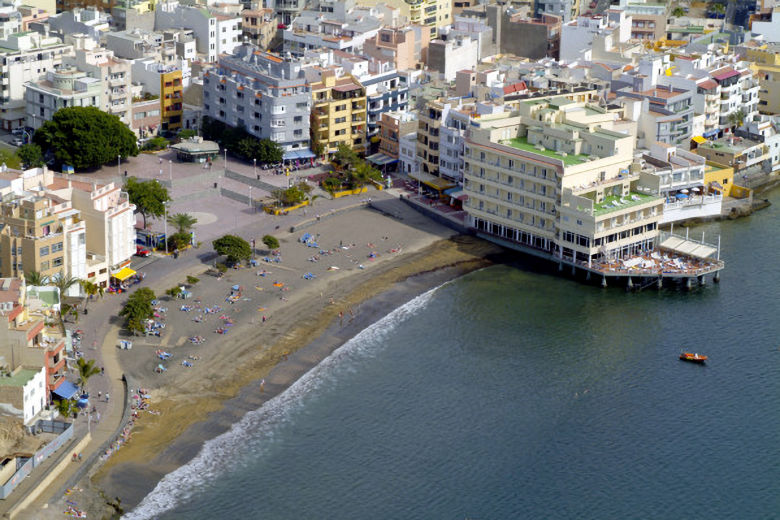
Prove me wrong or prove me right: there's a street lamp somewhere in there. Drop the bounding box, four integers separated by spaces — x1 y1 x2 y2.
169 159 173 183
253 158 256 178
248 185 252 211
163 201 169 255
224 148 227 173
117 155 121 177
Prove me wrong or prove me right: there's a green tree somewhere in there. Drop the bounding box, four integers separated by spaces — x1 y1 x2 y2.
0 149 21 169
55 398 75 418
33 106 138 169
166 286 182 298
262 235 280 250
18 143 45 168
671 6 685 17
178 129 197 140
119 287 156 335
186 275 200 285
258 139 283 164
272 184 309 207
124 177 171 229
167 212 198 234
322 176 342 194
727 108 746 130
333 143 358 170
51 273 80 297
347 160 382 189
712 3 725 15
167 232 191 251
212 235 252 265
141 137 169 151
25 270 47 286
76 357 101 391
79 279 98 308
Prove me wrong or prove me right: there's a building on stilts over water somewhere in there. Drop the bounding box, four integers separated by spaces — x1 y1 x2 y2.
462 97 724 289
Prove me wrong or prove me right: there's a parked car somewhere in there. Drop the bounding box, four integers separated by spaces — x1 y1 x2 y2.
12 137 23 146
135 245 152 257
11 128 24 136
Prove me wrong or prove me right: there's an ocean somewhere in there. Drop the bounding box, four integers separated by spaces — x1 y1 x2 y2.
125 188 780 520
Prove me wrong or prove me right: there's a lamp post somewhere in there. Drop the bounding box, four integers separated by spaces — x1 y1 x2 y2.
253 158 256 178
224 148 227 173
169 159 172 183
248 185 252 211
117 155 121 177
163 201 169 255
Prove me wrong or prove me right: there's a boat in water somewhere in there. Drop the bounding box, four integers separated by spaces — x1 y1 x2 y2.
679 352 708 364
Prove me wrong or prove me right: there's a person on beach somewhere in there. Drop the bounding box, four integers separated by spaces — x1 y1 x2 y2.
105 393 110 403
260 379 265 393
339 311 344 325
262 315 267 323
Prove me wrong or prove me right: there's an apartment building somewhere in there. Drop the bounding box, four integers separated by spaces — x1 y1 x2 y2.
711 65 759 128
64 40 133 126
24 68 101 129
203 45 313 159
0 194 86 295
427 36 480 82
242 7 276 49
399 131 419 176
0 32 72 130
534 0 576 23
463 100 664 264
309 71 367 155
363 25 430 72
375 110 417 164
743 43 780 114
640 142 720 223
695 135 769 173
559 10 631 63
156 0 242 63
405 0 452 38
160 68 183 132
283 1 384 56
267 0 306 26
0 277 65 403
617 0 666 41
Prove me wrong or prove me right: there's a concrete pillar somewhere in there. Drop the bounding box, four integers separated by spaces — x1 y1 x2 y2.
627 277 633 290
657 277 663 290
586 271 591 281
714 271 720 283
558 262 563 272
698 275 706 286
571 265 576 276
685 277 692 290
601 276 607 288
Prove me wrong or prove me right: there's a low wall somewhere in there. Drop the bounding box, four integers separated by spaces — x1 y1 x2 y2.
399 196 471 234
264 200 309 215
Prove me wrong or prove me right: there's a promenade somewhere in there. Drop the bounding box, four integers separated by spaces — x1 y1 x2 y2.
4 150 404 519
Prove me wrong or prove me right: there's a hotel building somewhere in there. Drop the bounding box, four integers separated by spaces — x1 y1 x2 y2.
463 98 664 265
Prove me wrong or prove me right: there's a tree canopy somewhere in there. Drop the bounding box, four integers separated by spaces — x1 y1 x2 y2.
18 144 45 169
125 177 171 229
213 235 252 265
119 287 156 335
262 235 280 250
167 213 197 234
272 182 311 207
33 107 138 170
76 358 101 390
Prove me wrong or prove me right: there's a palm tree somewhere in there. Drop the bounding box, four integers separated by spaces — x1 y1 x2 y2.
55 398 74 419
51 273 80 297
76 358 101 391
727 108 746 130
25 270 47 286
712 2 725 15
672 6 685 17
79 280 99 309
167 213 198 234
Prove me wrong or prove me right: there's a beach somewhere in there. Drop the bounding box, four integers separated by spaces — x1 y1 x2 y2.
32 199 502 519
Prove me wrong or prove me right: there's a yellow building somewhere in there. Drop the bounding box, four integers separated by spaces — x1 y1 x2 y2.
160 69 183 133
703 162 735 196
404 0 451 39
310 74 367 155
743 45 780 114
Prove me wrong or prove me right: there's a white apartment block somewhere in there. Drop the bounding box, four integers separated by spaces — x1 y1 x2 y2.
463 99 664 265
283 0 383 56
0 32 73 130
560 10 632 64
156 0 241 62
25 68 101 130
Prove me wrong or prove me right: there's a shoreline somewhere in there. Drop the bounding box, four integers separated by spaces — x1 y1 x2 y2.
76 224 502 518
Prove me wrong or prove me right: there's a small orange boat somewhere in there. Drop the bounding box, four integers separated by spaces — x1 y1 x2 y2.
679 352 708 364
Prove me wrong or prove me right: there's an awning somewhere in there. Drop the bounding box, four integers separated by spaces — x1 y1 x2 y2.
283 149 316 160
692 136 707 144
423 177 456 191
409 171 437 184
112 267 137 281
703 129 719 138
443 187 461 196
366 153 398 166
52 380 79 400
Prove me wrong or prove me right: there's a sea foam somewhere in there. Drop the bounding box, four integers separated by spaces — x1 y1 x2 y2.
123 285 441 520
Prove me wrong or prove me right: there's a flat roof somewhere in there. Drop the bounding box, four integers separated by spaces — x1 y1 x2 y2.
0 368 39 388
594 191 659 216
502 137 588 166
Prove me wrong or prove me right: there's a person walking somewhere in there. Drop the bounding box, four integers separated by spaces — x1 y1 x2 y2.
105 393 110 403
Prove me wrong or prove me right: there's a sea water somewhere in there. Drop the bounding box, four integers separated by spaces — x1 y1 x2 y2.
127 188 780 520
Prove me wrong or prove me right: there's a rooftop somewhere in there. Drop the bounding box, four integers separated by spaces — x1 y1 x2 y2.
502 137 589 166
593 191 659 216
0 368 39 388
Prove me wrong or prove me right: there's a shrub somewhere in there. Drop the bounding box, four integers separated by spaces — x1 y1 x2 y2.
186 275 200 285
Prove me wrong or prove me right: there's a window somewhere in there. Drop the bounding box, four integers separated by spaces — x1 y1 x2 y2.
40 246 49 256
40 260 49 270
52 257 63 267
52 242 63 253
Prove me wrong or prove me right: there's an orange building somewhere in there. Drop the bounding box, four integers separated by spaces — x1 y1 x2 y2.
160 69 183 133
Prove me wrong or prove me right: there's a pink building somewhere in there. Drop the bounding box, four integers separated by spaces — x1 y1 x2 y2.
364 25 431 71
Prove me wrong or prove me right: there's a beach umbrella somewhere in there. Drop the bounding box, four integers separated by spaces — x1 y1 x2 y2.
676 193 689 199
680 189 689 193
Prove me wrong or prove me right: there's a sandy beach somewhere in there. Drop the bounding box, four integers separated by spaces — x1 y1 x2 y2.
34 199 501 519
